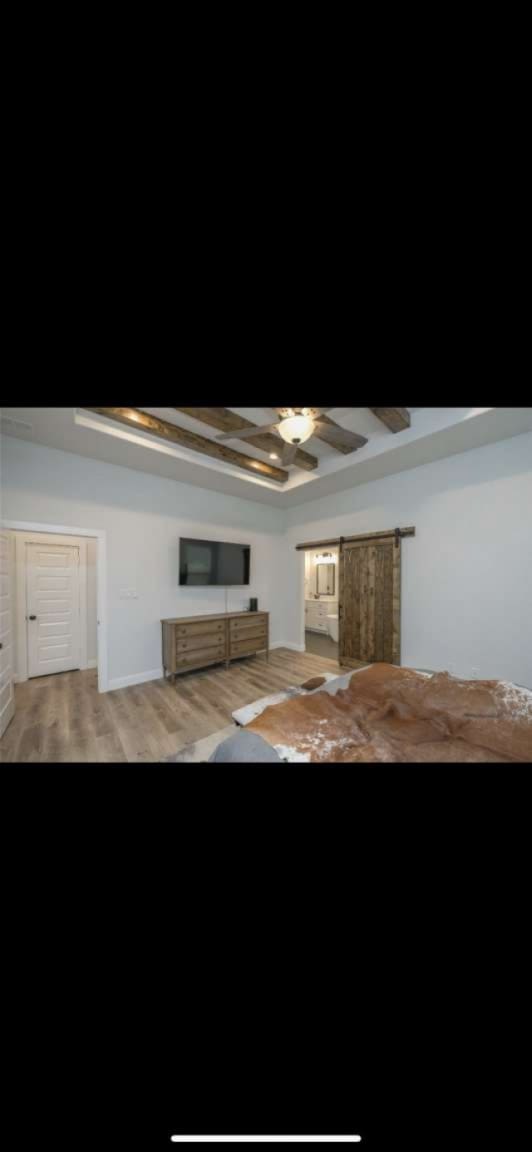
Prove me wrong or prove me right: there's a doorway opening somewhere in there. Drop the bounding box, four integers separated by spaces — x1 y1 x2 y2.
303 545 339 661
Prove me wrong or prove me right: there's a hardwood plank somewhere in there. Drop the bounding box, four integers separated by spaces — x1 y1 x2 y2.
17 724 46 761
392 540 401 666
344 549 354 661
117 726 161 763
359 547 368 662
84 408 289 483
375 546 385 662
367 546 376 661
95 733 128 763
353 548 362 663
57 736 98 763
383 544 394 663
369 408 411 432
175 408 318 471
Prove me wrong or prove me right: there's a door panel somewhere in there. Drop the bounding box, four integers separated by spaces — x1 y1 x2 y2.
340 537 401 666
0 531 15 737
26 543 81 678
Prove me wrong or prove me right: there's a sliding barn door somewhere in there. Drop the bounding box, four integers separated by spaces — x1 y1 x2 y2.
340 536 401 666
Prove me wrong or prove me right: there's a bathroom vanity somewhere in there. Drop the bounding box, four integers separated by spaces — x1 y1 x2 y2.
305 600 333 634
304 551 339 642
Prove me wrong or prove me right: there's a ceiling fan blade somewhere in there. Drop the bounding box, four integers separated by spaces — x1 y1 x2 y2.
313 421 368 449
281 442 298 466
216 423 279 442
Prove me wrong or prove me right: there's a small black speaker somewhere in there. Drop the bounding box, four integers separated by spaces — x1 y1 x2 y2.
249 597 258 612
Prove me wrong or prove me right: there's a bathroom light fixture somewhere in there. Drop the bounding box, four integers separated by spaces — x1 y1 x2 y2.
277 413 315 445
313 551 337 564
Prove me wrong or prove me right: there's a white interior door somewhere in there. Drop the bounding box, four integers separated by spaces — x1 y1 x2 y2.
0 531 16 737
26 542 81 678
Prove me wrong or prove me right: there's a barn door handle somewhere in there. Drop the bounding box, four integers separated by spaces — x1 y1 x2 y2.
29 615 37 620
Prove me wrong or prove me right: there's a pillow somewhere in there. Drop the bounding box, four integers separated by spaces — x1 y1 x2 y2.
300 676 327 691
209 730 282 762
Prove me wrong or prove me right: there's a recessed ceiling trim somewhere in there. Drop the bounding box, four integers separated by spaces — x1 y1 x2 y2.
75 410 285 491
82 407 291 484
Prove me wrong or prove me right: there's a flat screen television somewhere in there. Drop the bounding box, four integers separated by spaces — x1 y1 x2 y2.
179 538 251 586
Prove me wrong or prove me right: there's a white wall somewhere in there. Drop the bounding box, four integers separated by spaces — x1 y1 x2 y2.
285 431 532 688
2 429 531 691
0 437 287 688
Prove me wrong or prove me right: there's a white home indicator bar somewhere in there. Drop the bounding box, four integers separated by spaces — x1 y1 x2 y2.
170 1139 362 1144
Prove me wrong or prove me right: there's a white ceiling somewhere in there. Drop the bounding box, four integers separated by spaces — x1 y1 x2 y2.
1 407 531 508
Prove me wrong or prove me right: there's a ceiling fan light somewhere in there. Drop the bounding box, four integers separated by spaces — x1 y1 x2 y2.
278 414 315 445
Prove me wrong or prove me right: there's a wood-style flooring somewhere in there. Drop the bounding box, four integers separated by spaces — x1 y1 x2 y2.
0 648 357 763
305 630 339 660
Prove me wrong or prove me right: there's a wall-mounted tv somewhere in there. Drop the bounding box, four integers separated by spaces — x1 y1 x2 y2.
179 538 251 586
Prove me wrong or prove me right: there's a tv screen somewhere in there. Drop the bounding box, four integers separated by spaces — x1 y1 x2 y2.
179 538 251 586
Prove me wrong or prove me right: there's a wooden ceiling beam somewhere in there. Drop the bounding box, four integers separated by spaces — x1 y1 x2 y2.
174 408 318 471
369 408 411 432
83 408 289 483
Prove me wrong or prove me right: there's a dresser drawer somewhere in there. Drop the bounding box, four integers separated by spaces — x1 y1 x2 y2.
176 643 226 668
229 621 267 642
177 620 225 639
177 631 227 654
230 614 268 632
230 636 267 657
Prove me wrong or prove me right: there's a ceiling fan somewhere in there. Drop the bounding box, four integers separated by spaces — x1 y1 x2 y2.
216 407 368 466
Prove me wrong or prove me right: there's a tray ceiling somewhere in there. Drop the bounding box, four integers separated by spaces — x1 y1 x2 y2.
1 407 531 507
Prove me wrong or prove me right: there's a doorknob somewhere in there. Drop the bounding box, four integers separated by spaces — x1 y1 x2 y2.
29 615 37 620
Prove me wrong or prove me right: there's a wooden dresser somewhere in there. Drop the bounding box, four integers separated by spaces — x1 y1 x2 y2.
162 611 269 679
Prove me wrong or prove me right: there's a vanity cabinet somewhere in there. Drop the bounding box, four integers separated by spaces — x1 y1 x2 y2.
304 600 330 634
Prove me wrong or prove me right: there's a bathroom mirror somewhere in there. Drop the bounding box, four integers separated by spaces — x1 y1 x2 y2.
316 563 335 596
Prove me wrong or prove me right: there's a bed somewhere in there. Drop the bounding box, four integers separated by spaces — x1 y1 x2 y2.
229 663 532 762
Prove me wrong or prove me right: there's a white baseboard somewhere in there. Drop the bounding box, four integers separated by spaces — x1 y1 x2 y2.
16 661 97 681
108 667 164 691
270 641 306 652
107 647 308 690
